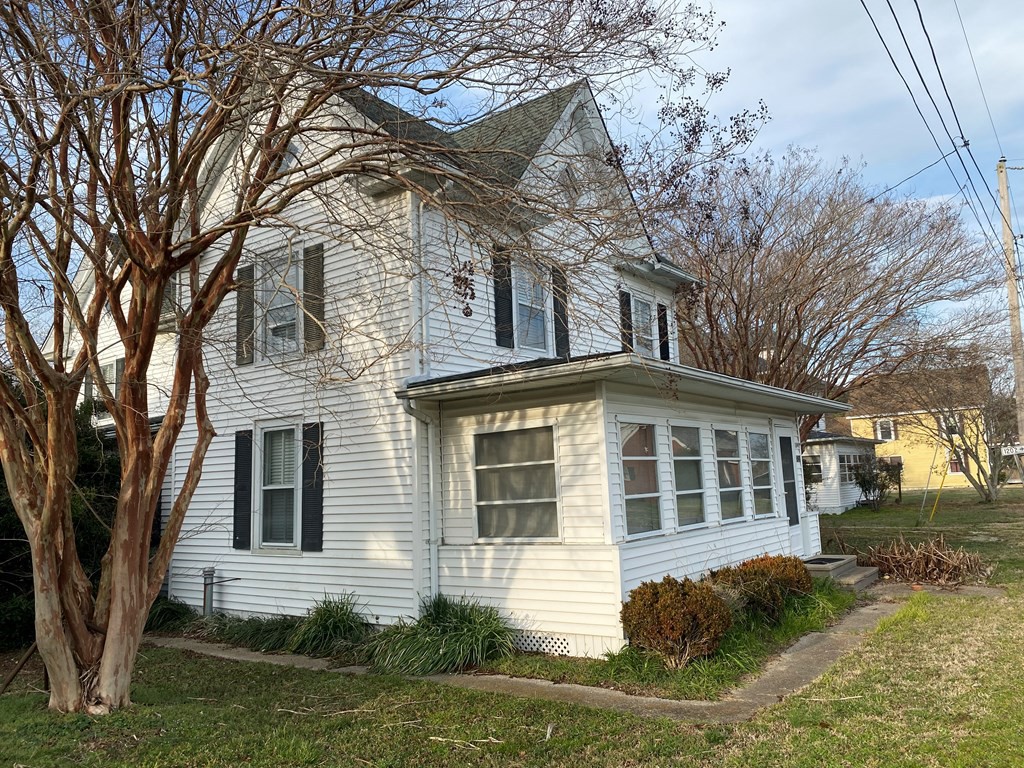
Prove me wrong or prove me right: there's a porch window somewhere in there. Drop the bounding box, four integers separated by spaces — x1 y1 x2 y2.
749 431 774 516
621 423 661 535
838 454 862 483
671 426 705 526
714 429 744 520
802 456 824 485
474 427 558 538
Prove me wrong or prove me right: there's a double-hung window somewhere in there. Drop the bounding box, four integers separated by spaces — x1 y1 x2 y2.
515 266 548 352
475 427 558 539
749 431 774 516
262 257 301 359
715 428 744 520
260 427 299 546
875 418 896 442
671 425 705 526
621 423 661 535
632 298 654 357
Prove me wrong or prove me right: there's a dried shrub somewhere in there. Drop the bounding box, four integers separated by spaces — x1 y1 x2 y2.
865 534 989 586
739 554 813 595
620 576 732 669
710 566 786 623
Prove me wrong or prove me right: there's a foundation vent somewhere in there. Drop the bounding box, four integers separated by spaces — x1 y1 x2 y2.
516 633 571 656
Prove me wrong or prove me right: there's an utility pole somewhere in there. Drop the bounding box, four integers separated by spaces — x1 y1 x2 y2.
997 157 1024 441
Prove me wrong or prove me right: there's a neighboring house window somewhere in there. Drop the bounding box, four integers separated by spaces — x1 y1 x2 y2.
949 454 963 474
89 357 125 414
515 265 549 352
749 431 774 516
939 415 962 440
839 454 862 484
474 427 558 538
875 418 897 442
671 425 706 526
802 456 823 485
715 428 744 520
258 426 300 546
621 423 661 535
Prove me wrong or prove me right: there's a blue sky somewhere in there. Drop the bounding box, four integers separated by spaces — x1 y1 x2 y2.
626 0 1024 247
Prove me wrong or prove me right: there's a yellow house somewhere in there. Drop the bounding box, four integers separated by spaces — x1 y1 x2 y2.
848 409 986 490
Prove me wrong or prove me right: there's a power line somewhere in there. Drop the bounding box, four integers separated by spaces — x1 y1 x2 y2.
951 0 1003 156
867 149 957 201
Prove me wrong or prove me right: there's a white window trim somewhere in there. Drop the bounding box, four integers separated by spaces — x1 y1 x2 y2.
253 420 302 551
667 419 711 532
713 424 748 524
257 243 304 365
619 421 666 540
513 264 551 354
471 421 563 543
748 427 776 519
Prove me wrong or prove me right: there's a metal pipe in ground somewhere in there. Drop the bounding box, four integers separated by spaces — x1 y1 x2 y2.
202 567 216 616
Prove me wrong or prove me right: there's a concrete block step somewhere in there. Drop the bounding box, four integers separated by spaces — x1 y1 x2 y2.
803 554 859 580
836 565 880 591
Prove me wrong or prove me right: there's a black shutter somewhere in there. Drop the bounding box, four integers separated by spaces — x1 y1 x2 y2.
233 430 253 549
301 422 324 552
552 265 570 359
657 303 671 361
236 265 255 365
151 491 162 549
619 289 633 352
115 357 125 397
303 243 325 353
493 252 514 348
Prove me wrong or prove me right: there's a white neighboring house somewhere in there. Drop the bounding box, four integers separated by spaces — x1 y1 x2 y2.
802 417 879 515
158 82 847 657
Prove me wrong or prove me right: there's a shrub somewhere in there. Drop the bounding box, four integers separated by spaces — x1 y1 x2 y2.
709 566 786 623
738 554 813 595
366 593 517 675
853 457 901 511
620 575 732 669
289 593 372 657
145 596 198 633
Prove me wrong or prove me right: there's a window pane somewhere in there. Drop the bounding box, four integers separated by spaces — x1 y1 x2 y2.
476 465 556 502
263 260 300 357
262 488 294 543
718 459 741 489
517 304 547 349
475 427 554 466
753 488 774 516
749 432 770 459
674 459 702 491
263 429 295 486
676 494 705 526
623 458 659 496
625 497 661 535
478 502 558 538
720 489 744 520
714 429 739 458
751 460 772 488
622 423 656 457
671 426 701 457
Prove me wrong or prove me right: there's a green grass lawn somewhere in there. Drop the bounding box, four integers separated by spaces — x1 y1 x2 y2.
4 492 1024 767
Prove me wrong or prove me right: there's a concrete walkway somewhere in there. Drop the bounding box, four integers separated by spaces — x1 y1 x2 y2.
146 586 1002 724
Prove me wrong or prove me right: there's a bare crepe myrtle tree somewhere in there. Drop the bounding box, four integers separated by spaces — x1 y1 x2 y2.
0 0 742 713
640 148 999 436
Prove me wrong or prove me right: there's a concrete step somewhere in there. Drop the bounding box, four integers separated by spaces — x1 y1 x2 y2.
803 554 859 580
836 565 880 591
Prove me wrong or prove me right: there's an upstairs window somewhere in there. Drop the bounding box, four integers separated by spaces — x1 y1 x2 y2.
632 298 654 357
262 257 301 359
515 266 549 352
619 288 671 361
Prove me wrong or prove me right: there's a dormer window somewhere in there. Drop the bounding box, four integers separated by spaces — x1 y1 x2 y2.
619 288 670 361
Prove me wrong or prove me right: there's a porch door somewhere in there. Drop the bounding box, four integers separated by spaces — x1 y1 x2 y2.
775 427 809 556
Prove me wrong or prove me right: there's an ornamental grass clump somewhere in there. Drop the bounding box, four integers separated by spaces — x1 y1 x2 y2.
366 593 517 675
144 596 198 633
288 593 372 657
620 575 732 669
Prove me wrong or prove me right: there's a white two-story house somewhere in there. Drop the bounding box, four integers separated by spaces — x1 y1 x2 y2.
158 82 844 657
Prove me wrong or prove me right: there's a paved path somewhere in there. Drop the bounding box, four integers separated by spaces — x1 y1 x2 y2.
146 586 1002 724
